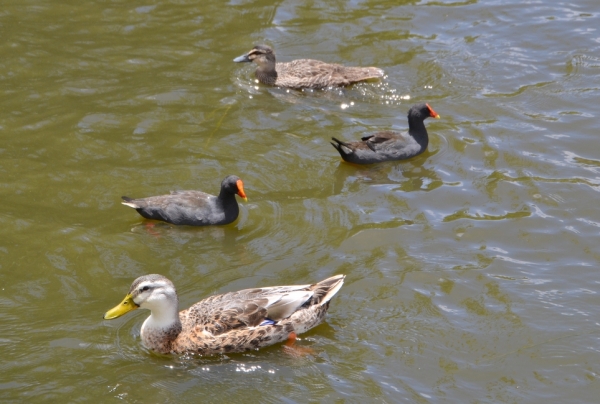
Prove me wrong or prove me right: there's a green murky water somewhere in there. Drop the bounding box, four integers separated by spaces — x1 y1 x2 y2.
2 0 600 402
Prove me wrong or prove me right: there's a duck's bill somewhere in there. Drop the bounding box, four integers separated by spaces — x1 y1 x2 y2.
103 294 139 320
233 53 251 63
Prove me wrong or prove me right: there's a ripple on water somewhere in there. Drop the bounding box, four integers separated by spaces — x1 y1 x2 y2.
2 0 600 401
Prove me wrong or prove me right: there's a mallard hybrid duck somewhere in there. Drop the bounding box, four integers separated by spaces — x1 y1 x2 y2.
103 274 345 355
331 103 440 164
121 175 247 226
233 44 384 89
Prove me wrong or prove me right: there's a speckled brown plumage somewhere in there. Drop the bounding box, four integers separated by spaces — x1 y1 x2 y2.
233 44 384 89
104 274 345 355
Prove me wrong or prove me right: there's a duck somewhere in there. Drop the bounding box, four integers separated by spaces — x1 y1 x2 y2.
233 44 384 89
103 274 346 355
121 175 247 226
330 103 440 164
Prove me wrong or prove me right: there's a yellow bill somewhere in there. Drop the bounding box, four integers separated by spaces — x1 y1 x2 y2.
103 294 139 320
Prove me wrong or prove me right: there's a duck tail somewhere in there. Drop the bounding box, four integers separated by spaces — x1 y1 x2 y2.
312 274 345 306
363 67 385 79
347 66 384 80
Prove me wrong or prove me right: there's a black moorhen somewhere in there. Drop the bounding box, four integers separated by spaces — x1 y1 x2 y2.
121 175 247 226
331 103 440 164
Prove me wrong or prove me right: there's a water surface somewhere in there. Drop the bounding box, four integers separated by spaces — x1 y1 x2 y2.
1 0 600 402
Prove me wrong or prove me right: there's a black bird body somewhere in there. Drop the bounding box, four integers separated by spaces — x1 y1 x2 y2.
331 103 440 164
122 175 247 226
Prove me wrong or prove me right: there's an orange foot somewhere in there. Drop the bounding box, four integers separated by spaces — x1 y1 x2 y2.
282 332 316 358
144 222 161 238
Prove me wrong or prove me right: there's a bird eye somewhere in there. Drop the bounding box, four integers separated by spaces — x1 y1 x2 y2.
141 286 150 292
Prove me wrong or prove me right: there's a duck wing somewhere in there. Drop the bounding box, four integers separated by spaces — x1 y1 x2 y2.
181 285 314 335
277 59 383 89
181 275 345 336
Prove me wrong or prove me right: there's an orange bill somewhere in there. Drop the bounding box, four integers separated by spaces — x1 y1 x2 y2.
426 103 440 119
236 179 248 201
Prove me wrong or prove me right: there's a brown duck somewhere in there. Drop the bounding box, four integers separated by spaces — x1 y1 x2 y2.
331 103 440 164
103 274 345 355
233 44 384 89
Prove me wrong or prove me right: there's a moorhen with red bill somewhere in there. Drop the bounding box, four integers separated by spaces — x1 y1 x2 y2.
121 175 247 226
331 103 440 164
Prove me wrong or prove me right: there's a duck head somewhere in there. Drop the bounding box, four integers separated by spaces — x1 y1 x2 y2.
233 44 276 68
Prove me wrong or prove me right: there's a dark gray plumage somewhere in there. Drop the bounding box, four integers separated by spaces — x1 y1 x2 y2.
121 175 247 226
331 103 440 164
